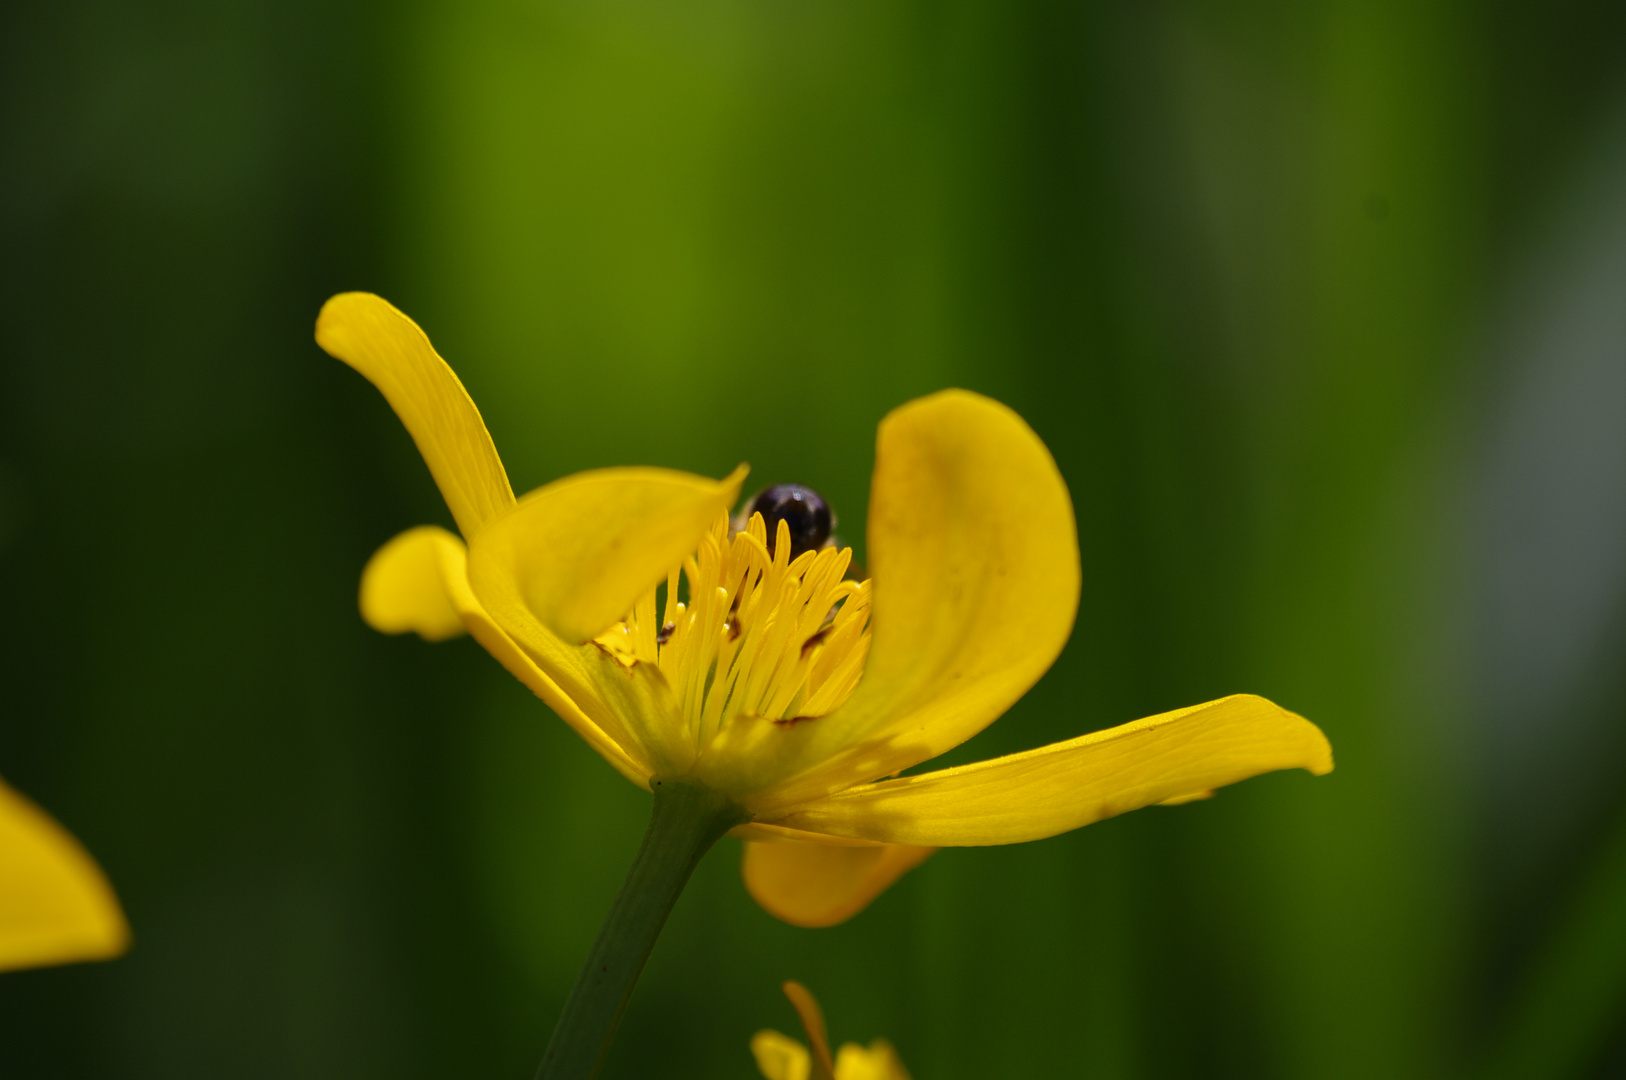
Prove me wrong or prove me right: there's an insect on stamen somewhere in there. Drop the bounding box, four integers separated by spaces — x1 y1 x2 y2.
743 484 834 560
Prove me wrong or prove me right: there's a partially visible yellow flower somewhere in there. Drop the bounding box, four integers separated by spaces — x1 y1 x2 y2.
0 775 128 972
753 981 910 1080
318 292 1333 926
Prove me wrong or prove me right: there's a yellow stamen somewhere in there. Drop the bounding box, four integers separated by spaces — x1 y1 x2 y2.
595 511 872 754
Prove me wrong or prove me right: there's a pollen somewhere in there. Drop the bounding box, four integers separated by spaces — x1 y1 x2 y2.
594 511 872 749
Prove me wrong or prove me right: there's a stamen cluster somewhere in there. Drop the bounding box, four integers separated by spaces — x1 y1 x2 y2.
595 513 872 750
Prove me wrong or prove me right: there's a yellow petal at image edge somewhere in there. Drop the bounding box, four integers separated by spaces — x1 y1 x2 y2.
471 465 747 647
833 1040 912 1080
316 292 515 538
752 1028 911 1080
695 390 1080 807
752 1030 814 1080
742 839 936 928
767 694 1333 846
755 982 913 1080
0 778 128 972
360 525 652 786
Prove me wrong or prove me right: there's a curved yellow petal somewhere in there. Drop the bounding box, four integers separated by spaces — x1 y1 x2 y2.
464 465 747 776
316 293 515 537
361 525 652 785
695 390 1078 808
742 839 936 927
469 465 747 646
752 1030 813 1080
766 695 1332 846
834 1041 912 1080
0 778 129 972
360 526 468 641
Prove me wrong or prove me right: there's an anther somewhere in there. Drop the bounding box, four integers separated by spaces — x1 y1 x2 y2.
800 625 833 658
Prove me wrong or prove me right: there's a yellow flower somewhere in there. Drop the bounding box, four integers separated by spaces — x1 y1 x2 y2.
753 981 910 1080
0 775 129 972
317 292 1332 926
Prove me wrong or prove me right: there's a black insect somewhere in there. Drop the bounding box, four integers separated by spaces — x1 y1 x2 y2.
745 483 834 560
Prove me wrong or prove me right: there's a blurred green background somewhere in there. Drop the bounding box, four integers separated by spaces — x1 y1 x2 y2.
2 0 1623 1077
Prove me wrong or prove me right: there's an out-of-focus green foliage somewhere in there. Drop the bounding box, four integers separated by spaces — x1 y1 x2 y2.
1485 810 1626 1080
1 1 1622 1078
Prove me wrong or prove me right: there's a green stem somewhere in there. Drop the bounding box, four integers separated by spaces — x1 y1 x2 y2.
534 780 747 1080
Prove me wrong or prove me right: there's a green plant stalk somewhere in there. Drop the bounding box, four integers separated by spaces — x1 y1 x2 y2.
535 780 748 1080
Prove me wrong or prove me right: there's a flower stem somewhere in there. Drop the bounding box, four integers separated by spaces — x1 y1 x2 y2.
534 779 747 1080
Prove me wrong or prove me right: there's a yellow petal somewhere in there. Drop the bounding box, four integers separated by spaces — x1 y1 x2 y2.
734 822 882 847
360 525 652 785
0 778 129 972
741 839 936 928
695 390 1079 807
834 1040 913 1080
752 1030 813 1080
360 526 469 641
580 648 696 777
462 465 747 776
767 695 1332 845
469 465 747 646
316 293 515 537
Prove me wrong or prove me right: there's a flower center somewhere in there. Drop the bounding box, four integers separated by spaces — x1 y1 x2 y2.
594 506 872 750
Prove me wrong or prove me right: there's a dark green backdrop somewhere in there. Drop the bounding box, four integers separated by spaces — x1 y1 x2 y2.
2 0 1623 1077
